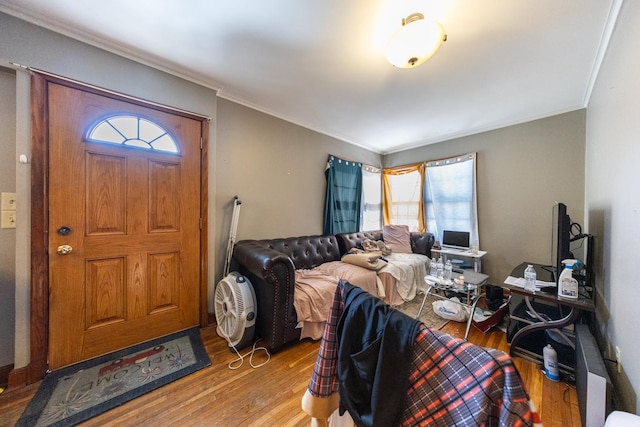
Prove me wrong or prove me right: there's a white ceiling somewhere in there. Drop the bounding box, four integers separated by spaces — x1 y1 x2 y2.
0 0 621 154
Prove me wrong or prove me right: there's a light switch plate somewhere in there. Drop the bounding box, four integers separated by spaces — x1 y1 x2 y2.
1 210 16 228
1 192 16 210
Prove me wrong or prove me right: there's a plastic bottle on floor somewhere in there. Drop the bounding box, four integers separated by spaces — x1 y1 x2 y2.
543 344 560 381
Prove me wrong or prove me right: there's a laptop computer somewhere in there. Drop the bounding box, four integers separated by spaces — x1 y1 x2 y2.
441 230 470 251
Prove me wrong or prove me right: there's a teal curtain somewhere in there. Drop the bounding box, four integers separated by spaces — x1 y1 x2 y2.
323 155 362 235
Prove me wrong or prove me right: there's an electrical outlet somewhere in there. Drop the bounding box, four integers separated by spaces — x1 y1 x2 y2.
1 211 16 228
615 346 622 374
1 192 16 211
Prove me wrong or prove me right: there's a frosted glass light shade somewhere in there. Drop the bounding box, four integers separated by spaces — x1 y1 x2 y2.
386 14 446 69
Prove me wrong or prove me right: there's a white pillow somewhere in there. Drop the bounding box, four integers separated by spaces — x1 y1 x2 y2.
383 224 412 253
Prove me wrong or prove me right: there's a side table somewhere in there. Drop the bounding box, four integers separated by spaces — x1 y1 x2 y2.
417 271 489 340
500 262 595 372
431 248 487 273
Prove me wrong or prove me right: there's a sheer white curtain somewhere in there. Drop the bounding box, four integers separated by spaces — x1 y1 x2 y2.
383 168 423 231
424 153 478 246
361 165 382 231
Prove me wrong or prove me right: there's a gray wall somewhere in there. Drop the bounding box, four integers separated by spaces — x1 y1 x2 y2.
0 68 16 368
385 110 586 286
586 0 640 412
214 99 380 283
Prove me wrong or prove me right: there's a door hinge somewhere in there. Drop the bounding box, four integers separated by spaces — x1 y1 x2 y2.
199 218 203 229
200 137 203 150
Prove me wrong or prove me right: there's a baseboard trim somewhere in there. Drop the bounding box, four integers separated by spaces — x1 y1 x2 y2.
0 363 13 388
7 365 27 390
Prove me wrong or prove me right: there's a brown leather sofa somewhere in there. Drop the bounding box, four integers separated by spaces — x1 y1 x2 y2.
231 230 435 352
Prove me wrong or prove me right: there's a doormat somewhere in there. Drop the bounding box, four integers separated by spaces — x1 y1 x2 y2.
17 327 210 427
396 294 449 331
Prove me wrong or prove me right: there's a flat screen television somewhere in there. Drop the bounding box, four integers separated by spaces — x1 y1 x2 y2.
552 202 573 282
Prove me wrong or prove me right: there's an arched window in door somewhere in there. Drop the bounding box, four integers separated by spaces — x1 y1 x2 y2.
87 115 179 153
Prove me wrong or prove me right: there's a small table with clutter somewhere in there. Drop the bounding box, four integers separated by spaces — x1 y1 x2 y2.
417 270 489 340
500 262 595 370
430 247 487 273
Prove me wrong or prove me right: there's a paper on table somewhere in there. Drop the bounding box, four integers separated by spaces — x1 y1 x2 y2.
504 275 556 289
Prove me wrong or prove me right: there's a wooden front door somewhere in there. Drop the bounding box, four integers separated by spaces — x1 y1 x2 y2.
47 81 203 369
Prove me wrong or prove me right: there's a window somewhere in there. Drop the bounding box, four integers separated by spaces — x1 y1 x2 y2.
382 163 425 232
424 153 478 245
331 153 477 239
361 165 382 231
87 115 179 153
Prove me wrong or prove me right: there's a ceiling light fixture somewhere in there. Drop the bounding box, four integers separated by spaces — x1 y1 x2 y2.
385 13 447 69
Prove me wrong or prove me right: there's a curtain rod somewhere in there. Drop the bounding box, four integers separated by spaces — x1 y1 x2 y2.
426 152 476 167
328 154 381 171
11 62 212 122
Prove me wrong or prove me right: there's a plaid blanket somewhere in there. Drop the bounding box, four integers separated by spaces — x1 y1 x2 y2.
308 280 542 426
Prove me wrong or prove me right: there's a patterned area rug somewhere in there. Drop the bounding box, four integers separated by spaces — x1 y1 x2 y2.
396 293 449 330
17 328 210 427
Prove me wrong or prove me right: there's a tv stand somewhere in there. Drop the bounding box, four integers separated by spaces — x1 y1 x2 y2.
501 262 595 373
431 247 487 272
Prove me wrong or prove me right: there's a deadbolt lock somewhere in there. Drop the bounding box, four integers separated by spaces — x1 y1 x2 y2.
57 226 72 236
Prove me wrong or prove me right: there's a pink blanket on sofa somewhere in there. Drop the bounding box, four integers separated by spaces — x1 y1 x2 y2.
294 262 379 340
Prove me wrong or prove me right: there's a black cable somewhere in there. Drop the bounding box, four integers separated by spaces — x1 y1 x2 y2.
570 221 582 238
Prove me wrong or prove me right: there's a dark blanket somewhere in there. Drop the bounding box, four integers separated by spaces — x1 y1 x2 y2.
308 281 540 426
337 281 422 426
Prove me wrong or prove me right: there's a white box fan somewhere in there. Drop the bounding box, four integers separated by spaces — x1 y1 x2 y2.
215 271 257 350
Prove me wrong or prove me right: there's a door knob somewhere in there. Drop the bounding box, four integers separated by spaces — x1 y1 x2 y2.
57 245 73 255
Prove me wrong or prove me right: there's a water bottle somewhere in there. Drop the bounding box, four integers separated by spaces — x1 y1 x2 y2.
429 259 437 277
444 260 453 281
524 264 537 293
436 258 444 279
543 344 560 381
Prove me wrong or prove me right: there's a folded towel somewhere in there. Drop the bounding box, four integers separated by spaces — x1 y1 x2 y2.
341 253 388 271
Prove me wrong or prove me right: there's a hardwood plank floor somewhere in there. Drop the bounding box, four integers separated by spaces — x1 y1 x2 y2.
0 322 580 426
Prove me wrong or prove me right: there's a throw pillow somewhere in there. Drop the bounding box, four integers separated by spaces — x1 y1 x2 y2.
383 224 412 253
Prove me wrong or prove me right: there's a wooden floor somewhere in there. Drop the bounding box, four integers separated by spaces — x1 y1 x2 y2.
0 321 581 426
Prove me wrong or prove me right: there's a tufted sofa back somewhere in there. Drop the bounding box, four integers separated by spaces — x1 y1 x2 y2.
336 230 434 258
231 230 435 353
335 230 383 255
256 235 342 270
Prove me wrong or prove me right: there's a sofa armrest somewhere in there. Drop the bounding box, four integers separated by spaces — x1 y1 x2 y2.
233 240 295 279
232 240 298 352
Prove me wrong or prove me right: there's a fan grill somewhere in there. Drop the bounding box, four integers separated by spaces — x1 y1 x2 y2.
214 273 255 348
